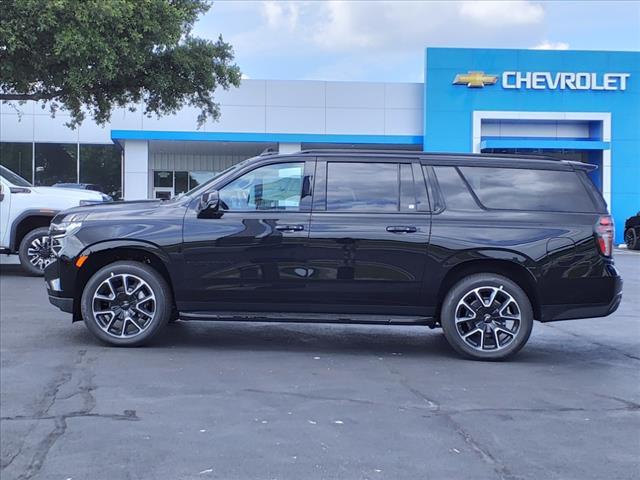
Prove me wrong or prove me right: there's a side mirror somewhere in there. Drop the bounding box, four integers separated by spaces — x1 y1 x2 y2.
198 190 219 213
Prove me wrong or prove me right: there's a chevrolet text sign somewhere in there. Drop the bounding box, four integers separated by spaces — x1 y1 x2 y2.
502 72 630 91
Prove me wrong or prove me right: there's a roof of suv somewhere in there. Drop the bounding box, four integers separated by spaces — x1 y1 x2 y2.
258 149 595 171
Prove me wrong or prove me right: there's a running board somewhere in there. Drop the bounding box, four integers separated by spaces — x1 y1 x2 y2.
179 311 436 326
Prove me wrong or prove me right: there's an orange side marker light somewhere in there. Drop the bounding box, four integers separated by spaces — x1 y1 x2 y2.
75 255 89 268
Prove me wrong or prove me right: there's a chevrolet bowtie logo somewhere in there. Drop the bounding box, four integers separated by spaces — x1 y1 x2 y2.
453 71 498 88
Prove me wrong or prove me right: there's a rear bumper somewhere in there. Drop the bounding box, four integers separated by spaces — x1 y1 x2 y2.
540 274 623 322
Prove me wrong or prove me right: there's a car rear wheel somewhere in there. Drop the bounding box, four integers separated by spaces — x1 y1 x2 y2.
80 261 172 346
624 228 639 250
440 273 533 361
18 227 56 276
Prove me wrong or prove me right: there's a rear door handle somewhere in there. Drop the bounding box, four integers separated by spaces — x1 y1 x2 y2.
386 225 417 233
276 224 305 232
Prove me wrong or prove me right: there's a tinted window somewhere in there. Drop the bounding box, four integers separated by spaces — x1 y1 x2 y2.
327 162 399 212
0 165 32 187
432 166 479 211
399 163 416 211
220 162 304 211
459 166 596 213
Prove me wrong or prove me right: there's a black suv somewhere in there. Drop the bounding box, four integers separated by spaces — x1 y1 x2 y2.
44 150 622 360
624 212 640 250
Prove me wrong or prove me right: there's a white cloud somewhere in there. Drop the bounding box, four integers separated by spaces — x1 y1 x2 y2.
531 41 570 50
195 0 571 81
262 1 300 31
308 1 547 52
459 1 544 26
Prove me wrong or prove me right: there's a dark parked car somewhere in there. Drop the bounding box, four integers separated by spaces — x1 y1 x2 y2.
624 212 640 250
44 150 622 360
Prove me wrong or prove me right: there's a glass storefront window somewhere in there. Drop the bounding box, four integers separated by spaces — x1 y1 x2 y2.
35 143 77 186
188 171 216 190
154 171 173 188
79 144 122 199
175 171 189 194
0 142 33 183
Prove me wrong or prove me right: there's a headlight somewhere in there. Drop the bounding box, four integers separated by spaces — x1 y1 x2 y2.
80 199 102 206
49 212 88 237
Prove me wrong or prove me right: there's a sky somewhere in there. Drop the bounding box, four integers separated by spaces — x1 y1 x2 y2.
193 0 640 82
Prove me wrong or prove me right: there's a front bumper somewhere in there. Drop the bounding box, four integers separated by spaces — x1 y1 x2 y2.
48 294 74 313
44 260 76 315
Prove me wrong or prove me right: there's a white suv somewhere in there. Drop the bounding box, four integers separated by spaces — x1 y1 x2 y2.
0 166 108 275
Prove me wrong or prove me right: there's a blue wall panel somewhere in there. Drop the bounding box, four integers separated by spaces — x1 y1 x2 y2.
424 48 640 243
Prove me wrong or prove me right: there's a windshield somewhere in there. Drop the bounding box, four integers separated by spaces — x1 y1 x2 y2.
172 157 258 200
0 166 32 187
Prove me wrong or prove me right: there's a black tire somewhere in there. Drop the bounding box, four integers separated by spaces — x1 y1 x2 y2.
624 228 639 250
440 273 534 361
18 226 55 276
80 261 172 346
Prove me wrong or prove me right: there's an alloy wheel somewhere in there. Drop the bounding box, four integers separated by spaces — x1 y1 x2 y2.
624 229 636 249
91 273 157 339
26 235 56 271
454 286 521 352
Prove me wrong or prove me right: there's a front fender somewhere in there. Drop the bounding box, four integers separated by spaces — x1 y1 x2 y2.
79 239 172 265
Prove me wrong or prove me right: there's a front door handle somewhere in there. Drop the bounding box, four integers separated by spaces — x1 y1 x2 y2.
276 224 305 232
386 225 417 233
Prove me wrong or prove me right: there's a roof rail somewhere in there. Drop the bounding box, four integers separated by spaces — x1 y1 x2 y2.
294 148 564 162
296 148 423 155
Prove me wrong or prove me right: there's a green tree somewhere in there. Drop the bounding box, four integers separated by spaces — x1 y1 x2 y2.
0 0 241 127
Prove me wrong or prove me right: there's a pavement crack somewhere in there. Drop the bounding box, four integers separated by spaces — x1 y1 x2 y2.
1 349 105 480
383 362 440 411
545 324 640 361
383 360 520 480
447 416 522 480
16 417 67 480
243 388 381 407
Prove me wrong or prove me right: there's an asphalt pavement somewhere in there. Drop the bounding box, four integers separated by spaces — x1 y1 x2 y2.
1 251 639 480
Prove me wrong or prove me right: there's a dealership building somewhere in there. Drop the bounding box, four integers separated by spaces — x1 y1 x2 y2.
1 47 638 242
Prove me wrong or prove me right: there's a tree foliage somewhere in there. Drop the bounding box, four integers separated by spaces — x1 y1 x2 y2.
0 0 241 127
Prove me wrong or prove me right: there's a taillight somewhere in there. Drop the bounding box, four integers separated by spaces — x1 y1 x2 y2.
595 215 614 257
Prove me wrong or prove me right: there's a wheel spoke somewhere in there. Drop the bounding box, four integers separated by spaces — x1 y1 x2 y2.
495 327 516 338
492 328 500 349
462 327 482 339
487 287 500 308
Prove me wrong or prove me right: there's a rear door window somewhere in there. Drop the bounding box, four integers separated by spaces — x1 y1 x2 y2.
326 162 399 212
459 166 597 213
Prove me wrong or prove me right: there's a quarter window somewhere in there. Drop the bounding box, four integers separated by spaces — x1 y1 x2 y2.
459 166 597 212
432 166 479 211
326 162 399 212
219 162 305 211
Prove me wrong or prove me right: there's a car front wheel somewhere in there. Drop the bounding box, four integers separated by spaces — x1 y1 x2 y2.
624 228 639 250
80 261 172 346
18 226 56 276
440 274 534 361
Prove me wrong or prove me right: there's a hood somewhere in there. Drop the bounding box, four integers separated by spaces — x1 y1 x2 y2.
51 199 166 225
31 186 105 201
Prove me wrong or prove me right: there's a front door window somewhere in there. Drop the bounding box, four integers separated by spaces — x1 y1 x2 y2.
219 162 305 211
